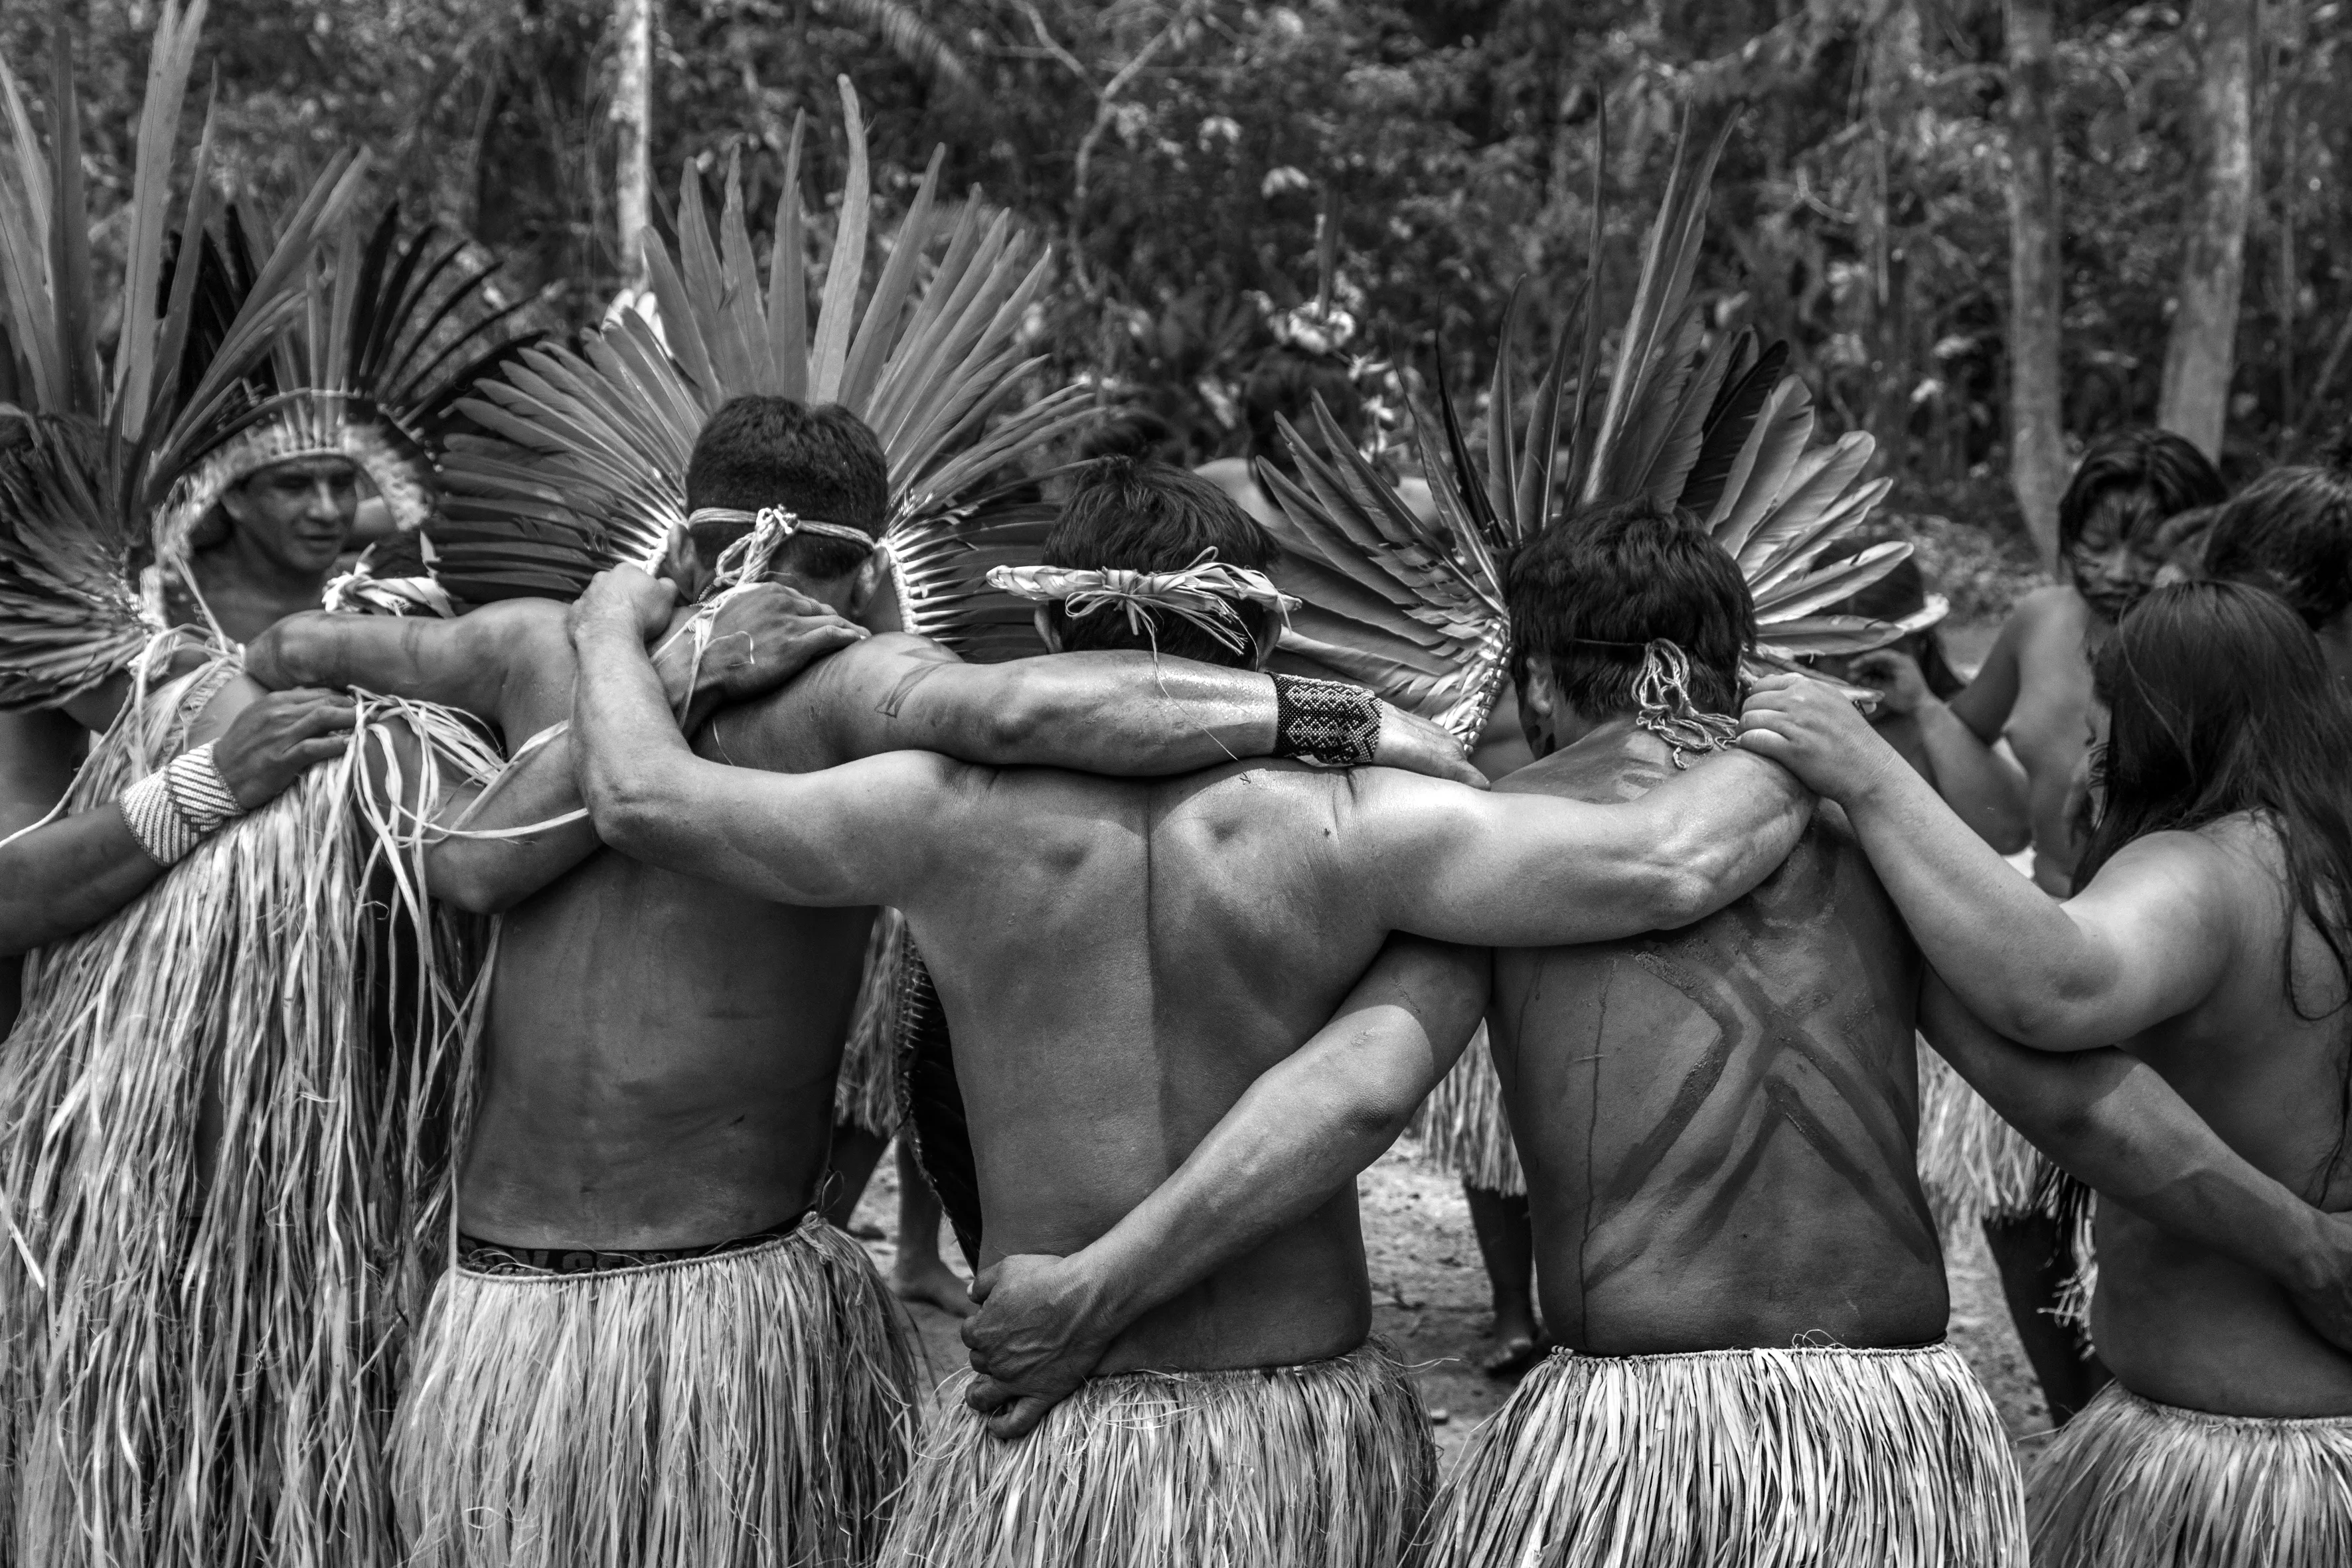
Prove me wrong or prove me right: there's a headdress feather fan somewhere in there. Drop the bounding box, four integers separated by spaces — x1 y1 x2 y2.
1258 110 1909 744
433 76 1089 654
0 0 369 703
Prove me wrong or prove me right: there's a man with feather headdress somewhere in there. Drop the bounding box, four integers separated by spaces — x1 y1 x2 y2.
562 452 1826 1568
931 118 2352 1566
244 97 1481 1567
0 9 565 1565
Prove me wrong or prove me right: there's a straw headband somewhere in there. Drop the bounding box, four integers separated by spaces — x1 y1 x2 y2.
987 552 1300 659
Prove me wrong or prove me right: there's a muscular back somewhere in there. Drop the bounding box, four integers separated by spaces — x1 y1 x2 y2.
1488 728 1946 1354
900 761 1401 1375
461 626 906 1251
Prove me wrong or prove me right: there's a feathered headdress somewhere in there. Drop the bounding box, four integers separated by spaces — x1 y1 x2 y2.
0 0 368 705
431 76 1090 653
151 202 541 579
1258 112 1911 747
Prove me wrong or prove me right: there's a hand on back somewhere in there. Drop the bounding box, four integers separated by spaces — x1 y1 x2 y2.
1372 704 1488 789
1737 673 1904 803
212 689 358 809
959 1253 1120 1440
682 582 868 708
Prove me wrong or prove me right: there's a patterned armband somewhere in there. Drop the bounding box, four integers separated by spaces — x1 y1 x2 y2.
119 742 246 868
1270 674 1380 769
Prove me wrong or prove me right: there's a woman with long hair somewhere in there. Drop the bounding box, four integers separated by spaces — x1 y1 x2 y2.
1741 580 2352 1567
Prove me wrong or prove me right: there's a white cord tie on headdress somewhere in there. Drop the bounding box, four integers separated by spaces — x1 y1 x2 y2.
686 506 876 593
988 551 1300 659
1629 639 1739 769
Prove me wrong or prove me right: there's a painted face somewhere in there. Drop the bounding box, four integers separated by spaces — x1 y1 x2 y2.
2063 491 2166 624
223 455 361 576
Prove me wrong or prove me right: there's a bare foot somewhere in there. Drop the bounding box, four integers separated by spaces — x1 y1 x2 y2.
894 1258 975 1318
1476 1329 1544 1378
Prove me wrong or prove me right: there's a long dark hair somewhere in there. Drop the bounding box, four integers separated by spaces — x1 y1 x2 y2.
2082 582 2352 1025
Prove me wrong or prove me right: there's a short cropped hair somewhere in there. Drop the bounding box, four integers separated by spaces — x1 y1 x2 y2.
2058 428 2227 557
2201 437 2352 631
1506 496 1755 717
1040 457 1280 667
681 395 888 580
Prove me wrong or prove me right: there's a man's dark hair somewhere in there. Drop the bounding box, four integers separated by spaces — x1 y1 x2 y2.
1243 353 1361 461
1505 495 1755 717
1823 528 1964 699
1039 457 1279 667
2058 427 2227 557
2201 434 2352 631
681 395 888 580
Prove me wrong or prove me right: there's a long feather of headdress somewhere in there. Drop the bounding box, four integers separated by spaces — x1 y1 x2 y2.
0 1 368 702
433 76 1089 658
1259 107 1911 744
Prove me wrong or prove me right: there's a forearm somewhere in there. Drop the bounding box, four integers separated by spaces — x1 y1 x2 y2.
1914 700 2032 852
1059 941 1483 1340
0 808 168 953
1843 758 2106 1040
572 619 704 835
1925 980 2335 1294
422 728 601 913
929 655 1277 773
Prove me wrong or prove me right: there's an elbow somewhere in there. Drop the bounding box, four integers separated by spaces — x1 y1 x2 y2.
580 759 668 858
428 858 527 917
971 668 1050 763
244 614 331 690
1333 1094 1417 1156
1641 849 1729 930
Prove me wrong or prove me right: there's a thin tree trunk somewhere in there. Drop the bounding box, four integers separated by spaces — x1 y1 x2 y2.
2004 0 2065 565
611 0 654 285
2157 0 2256 461
1864 0 1919 480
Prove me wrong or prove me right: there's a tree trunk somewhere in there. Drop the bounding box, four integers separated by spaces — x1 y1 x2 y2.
1863 0 1921 481
2157 0 2256 462
611 0 654 285
2004 0 2066 565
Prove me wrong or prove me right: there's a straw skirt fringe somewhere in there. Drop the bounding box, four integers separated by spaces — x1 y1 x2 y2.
1409 1025 1524 1195
878 1339 1435 1568
1415 1341 2027 1568
392 1214 920 1568
834 910 907 1138
1915 1041 2051 1233
2027 1382 2352 1568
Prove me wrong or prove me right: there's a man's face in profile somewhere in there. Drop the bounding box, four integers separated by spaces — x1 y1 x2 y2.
222 455 362 576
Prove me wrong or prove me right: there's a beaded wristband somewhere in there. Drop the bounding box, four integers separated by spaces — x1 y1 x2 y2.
119 742 246 867
1270 674 1381 769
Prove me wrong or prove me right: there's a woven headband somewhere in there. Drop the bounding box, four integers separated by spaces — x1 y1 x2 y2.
988 551 1300 659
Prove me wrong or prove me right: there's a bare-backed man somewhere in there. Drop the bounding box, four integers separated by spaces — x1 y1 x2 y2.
567 463 1820 1568
947 502 2352 1568
247 406 1475 1568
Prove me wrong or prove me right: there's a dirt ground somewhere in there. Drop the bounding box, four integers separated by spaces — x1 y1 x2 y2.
851 1137 2059 1478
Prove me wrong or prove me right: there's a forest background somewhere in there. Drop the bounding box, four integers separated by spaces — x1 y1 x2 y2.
17 0 2349 621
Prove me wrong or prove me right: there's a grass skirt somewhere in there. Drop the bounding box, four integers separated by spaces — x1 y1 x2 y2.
0 657 497 1568
1415 1341 2027 1567
2027 1382 2352 1568
392 1212 919 1568
833 909 906 1138
1408 1025 1523 1195
1915 1042 2051 1233
878 1339 1435 1568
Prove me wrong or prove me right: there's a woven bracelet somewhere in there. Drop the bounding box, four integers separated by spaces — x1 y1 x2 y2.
119 742 246 868
1270 673 1380 769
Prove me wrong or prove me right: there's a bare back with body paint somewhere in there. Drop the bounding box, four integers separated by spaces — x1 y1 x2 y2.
1490 722 1946 1354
